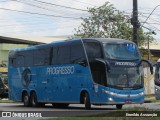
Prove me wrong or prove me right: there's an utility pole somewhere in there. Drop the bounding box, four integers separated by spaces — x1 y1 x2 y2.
132 0 138 46
147 36 150 60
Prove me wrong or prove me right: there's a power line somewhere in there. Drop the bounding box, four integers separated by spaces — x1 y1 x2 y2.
12 0 60 12
0 7 81 19
25 0 88 12
141 5 160 27
70 0 96 7
139 12 160 24
11 0 89 17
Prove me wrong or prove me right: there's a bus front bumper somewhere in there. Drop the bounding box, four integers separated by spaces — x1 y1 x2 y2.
101 89 145 104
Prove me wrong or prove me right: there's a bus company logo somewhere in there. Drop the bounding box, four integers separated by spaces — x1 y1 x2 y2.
21 68 32 87
2 112 11 117
47 66 74 75
115 62 137 66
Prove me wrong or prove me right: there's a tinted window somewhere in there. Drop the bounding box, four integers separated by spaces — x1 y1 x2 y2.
15 55 24 67
9 52 24 67
71 44 85 63
51 47 58 64
84 42 103 60
9 51 33 67
23 50 34 67
34 48 50 66
52 46 70 64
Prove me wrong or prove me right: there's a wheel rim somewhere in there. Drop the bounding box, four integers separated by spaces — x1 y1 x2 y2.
84 96 87 105
31 94 35 106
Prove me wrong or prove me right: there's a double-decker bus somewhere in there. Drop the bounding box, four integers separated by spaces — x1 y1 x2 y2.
8 38 153 109
154 59 160 100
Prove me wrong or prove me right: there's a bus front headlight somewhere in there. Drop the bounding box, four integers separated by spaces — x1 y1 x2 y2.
139 92 144 96
108 97 113 101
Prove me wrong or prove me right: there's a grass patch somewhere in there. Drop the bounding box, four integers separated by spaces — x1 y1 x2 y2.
45 117 160 120
0 99 16 103
145 95 160 103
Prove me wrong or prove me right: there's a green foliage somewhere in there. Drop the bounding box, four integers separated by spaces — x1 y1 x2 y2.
74 2 154 47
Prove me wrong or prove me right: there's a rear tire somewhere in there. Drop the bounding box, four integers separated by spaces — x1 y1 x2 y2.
84 92 91 110
30 92 39 107
23 92 31 107
116 104 123 109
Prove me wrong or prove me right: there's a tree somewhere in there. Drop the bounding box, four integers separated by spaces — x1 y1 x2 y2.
74 2 154 47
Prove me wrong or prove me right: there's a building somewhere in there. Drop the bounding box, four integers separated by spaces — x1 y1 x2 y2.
0 35 70 67
15 35 71 43
0 36 43 67
141 40 160 62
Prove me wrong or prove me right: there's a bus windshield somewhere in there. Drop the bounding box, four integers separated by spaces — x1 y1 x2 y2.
107 66 143 89
103 43 140 60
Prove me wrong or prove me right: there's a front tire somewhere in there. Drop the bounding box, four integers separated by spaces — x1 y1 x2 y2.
116 104 123 109
84 92 91 109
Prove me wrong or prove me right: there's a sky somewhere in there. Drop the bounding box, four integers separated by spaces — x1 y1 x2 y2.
0 0 160 39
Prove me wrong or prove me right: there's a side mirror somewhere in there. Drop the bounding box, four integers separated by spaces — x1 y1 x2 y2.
95 58 111 73
138 59 153 74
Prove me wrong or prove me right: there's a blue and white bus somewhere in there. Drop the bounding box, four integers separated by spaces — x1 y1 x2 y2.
8 38 153 109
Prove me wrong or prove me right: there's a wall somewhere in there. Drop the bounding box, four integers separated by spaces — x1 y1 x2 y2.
0 44 29 66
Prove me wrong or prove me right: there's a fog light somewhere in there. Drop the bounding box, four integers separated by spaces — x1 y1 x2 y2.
108 97 113 101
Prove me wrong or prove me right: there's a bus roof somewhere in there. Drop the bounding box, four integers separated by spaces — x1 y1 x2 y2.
9 38 134 52
82 38 134 44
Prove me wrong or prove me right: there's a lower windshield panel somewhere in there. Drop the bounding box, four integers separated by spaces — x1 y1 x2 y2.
107 66 143 90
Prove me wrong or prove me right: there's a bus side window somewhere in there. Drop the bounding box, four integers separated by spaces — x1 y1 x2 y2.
16 55 24 67
71 44 85 63
34 49 50 66
56 46 70 64
51 47 58 64
51 46 70 65
84 42 103 61
23 50 34 67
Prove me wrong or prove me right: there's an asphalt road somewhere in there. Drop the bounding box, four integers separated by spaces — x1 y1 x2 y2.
0 102 160 119
0 103 116 116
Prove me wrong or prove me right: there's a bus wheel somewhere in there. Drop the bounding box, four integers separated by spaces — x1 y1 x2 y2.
116 104 123 109
30 92 38 107
23 92 31 107
84 92 91 109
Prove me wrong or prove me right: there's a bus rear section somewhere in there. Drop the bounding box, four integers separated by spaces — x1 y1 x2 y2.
8 38 153 109
8 40 93 109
